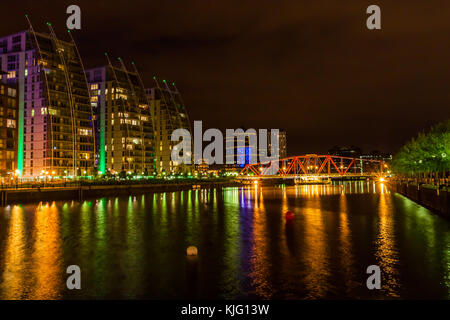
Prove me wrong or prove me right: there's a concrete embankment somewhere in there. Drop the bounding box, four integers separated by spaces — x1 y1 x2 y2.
388 181 450 217
0 181 241 205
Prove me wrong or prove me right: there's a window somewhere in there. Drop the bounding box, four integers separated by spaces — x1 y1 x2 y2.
94 70 102 82
79 128 90 136
7 119 16 128
7 88 16 97
7 71 16 79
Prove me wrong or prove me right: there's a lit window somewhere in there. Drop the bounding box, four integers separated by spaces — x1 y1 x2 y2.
79 128 89 136
7 119 16 128
7 88 16 97
7 71 16 79
90 84 98 90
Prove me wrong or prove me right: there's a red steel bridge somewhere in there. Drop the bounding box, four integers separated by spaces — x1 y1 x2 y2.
239 154 387 179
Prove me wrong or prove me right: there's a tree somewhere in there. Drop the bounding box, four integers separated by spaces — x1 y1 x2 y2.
392 119 450 176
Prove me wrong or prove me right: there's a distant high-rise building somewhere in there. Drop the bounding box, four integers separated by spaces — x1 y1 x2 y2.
0 27 95 178
146 80 192 174
87 63 155 175
225 128 258 168
0 72 18 177
270 129 287 159
328 145 362 158
224 128 286 169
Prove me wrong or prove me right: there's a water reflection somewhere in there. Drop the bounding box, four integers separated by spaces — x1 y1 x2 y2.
375 191 400 297
2 205 28 299
249 185 272 299
338 192 357 295
0 181 449 299
31 202 63 299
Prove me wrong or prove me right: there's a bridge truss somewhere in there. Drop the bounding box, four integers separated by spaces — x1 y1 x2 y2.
239 154 386 178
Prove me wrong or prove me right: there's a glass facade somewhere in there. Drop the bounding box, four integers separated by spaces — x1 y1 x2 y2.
0 30 95 178
0 80 18 178
87 65 155 175
146 81 192 174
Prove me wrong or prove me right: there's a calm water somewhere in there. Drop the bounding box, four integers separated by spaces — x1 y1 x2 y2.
0 182 450 299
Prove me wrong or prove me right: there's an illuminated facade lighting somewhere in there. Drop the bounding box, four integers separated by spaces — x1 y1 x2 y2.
87 64 155 175
0 29 95 178
0 78 18 177
146 80 192 175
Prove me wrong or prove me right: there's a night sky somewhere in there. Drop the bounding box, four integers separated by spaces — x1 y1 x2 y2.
1 0 449 155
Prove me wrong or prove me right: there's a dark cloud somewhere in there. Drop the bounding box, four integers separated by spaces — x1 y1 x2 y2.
2 0 449 155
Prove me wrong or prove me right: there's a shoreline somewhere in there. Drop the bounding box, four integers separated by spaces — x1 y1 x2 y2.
387 181 450 218
0 181 243 205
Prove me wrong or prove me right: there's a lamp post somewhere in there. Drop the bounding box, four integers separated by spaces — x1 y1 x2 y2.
14 169 20 188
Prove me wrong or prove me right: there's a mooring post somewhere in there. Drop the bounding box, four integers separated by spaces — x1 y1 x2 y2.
0 190 5 206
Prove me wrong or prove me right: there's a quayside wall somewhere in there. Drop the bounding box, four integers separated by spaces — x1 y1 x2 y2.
388 181 449 218
0 182 241 206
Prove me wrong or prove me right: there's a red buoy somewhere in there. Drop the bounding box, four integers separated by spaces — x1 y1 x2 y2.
285 211 294 221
